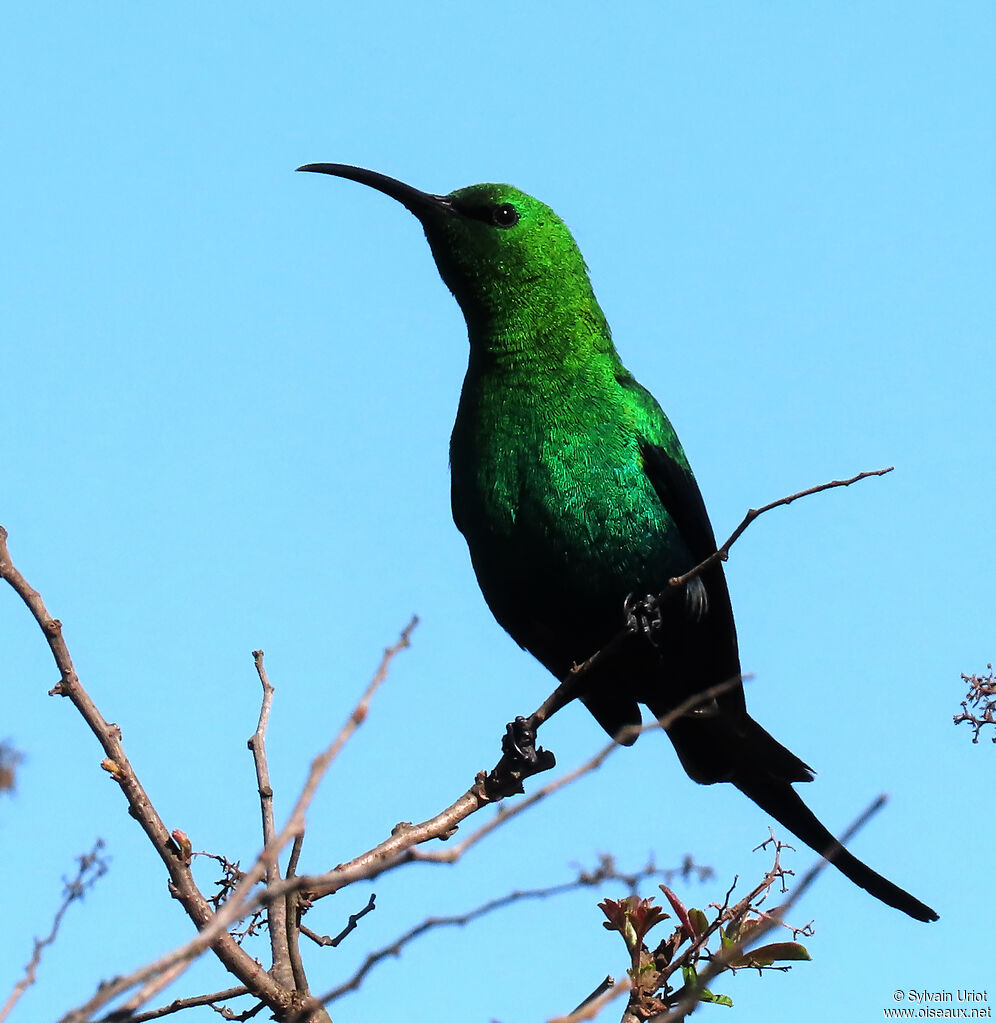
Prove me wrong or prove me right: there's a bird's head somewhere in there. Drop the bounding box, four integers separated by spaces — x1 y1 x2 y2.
297 163 596 332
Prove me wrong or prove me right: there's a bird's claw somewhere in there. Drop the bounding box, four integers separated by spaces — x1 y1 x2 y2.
624 592 663 645
503 716 540 762
624 579 708 642
481 716 557 800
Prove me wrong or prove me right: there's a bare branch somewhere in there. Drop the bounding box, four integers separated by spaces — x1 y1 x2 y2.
570 976 616 1017
317 858 700 1006
285 833 309 994
0 526 298 1020
56 615 417 1023
668 467 894 589
249 651 278 851
248 650 292 988
549 978 629 1023
321 615 420 770
119 671 738 962
99 987 252 1023
0 840 108 1023
300 893 377 948
415 676 743 867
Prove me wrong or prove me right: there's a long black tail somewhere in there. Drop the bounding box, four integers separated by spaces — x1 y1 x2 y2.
734 773 938 922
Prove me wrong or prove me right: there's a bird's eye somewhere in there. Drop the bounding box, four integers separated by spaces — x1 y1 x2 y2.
490 203 519 228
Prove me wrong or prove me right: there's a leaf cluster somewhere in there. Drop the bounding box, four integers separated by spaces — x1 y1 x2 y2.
597 842 812 1020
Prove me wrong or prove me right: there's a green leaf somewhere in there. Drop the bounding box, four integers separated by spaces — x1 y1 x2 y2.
699 989 735 1007
688 907 709 938
680 965 733 1008
730 942 812 968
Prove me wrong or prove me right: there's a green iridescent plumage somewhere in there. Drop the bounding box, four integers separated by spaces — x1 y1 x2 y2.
300 163 937 923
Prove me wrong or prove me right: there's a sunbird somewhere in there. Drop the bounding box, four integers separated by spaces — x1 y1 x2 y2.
299 163 937 922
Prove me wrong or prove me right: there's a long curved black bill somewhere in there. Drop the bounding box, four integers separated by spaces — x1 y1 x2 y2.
296 163 453 220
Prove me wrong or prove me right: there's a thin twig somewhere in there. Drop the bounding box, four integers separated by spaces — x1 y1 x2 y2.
102 960 197 1022
300 893 377 948
0 840 108 1023
98 987 251 1023
668 467 894 588
549 797 888 1023
550 979 629 1023
318 861 688 1004
548 837 794 1023
571 976 615 1016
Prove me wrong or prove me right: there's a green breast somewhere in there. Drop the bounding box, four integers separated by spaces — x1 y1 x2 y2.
450 362 692 659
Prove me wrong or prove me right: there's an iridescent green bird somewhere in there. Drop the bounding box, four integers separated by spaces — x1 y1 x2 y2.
299 163 937 923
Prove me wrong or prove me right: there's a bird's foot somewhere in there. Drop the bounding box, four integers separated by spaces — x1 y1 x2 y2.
480 716 557 800
624 592 663 645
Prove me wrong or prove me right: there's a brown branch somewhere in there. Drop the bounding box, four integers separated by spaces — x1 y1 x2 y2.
0 840 108 1023
285 834 309 993
0 525 303 1023
99 987 252 1023
549 979 629 1023
148 672 741 947
102 960 199 1023
570 977 616 1018
300 893 377 948
315 859 695 1007
668 467 894 589
248 650 293 988
56 615 417 1023
4 459 886 1021
413 675 744 867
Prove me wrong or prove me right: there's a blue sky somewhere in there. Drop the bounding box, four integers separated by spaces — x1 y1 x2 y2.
2 3 993 1021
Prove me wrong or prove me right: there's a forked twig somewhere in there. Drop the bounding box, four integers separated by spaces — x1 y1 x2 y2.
98 986 252 1023
668 467 893 588
56 617 416 1023
0 841 108 1023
